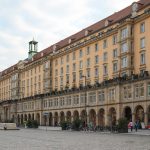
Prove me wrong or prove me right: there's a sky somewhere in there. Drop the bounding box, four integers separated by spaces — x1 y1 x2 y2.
0 0 138 71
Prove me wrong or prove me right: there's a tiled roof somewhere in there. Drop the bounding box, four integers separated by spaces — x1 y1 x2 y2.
1 0 150 75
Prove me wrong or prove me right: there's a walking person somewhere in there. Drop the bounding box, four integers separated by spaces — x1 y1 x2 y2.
134 121 138 132
129 120 133 132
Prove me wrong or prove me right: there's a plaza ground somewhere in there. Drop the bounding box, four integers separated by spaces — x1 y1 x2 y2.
0 129 150 150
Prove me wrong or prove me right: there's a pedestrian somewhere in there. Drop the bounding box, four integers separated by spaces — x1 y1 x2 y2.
129 120 133 132
134 121 138 132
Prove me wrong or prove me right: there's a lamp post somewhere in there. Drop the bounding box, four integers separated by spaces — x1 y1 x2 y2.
82 75 87 128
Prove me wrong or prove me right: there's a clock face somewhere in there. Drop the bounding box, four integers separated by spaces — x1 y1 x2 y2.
132 3 138 12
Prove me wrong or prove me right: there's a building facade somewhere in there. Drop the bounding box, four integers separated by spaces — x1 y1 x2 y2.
0 0 150 127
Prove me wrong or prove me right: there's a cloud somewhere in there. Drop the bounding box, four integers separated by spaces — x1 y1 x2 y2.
0 0 136 71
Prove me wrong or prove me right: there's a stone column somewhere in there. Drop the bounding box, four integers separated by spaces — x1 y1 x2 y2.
132 113 135 123
96 114 99 126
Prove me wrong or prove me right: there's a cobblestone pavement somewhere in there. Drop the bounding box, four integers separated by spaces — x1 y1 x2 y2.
0 129 150 150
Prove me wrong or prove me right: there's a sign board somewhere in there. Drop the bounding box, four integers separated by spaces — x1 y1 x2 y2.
141 122 145 129
43 112 49 116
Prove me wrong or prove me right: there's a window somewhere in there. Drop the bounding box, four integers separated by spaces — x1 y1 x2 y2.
55 78 58 86
66 65 69 74
140 37 145 49
86 46 90 55
113 62 118 72
103 65 108 75
95 43 99 51
66 75 69 83
95 68 99 77
103 40 107 49
103 52 107 61
73 63 76 71
72 52 76 60
66 96 71 106
121 28 128 39
79 71 83 80
79 49 83 58
121 42 128 53
140 22 145 33
79 61 83 69
61 57 63 64
60 77 63 86
66 54 69 62
80 93 86 104
140 53 145 65
89 92 96 103
121 57 127 68
73 95 79 105
98 91 105 101
140 84 144 97
86 58 90 67
109 89 115 101
112 35 117 45
60 67 63 76
73 73 76 82
86 69 90 78
95 55 99 64
113 49 117 58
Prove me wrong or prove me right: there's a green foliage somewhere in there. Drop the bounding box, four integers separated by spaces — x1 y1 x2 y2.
60 121 68 130
26 120 39 128
72 119 82 131
117 118 128 133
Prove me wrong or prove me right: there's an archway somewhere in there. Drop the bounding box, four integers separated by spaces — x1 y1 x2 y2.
28 114 31 120
60 111 65 123
135 105 144 122
89 109 96 126
109 107 116 126
124 106 132 121
24 114 27 121
66 111 71 123
49 112 53 126
36 113 40 125
21 114 23 124
73 110 79 120
98 108 105 126
54 112 58 126
17 114 20 125
80 110 87 122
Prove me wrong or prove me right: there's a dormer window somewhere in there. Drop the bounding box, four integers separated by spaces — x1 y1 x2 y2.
68 38 75 44
85 29 93 36
132 2 138 12
105 19 113 27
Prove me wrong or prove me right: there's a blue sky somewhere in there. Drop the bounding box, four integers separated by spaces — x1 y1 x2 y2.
0 0 138 71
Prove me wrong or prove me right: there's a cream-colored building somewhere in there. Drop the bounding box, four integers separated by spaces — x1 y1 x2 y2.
0 0 150 127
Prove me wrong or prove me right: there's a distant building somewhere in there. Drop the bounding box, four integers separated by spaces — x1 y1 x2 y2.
0 0 150 127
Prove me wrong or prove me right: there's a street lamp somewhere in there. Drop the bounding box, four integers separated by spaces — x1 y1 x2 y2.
82 75 87 128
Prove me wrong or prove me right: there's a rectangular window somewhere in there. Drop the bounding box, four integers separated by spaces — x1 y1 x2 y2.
86 58 90 67
121 27 128 39
113 49 117 58
66 65 69 74
79 71 83 80
79 49 83 58
95 55 99 64
140 37 145 49
95 68 99 77
140 53 145 65
86 69 90 78
73 95 79 105
148 84 150 96
121 57 127 68
60 67 63 76
73 52 76 60
109 89 115 101
66 75 69 83
55 69 58 76
140 22 145 33
121 42 128 53
89 92 96 103
79 61 83 69
98 91 105 101
73 63 76 71
95 43 99 51
86 46 90 55
113 62 118 72
73 73 76 82
60 77 63 86
103 52 107 61
103 40 107 49
66 54 69 62
103 65 108 75
112 35 117 45
61 57 63 64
